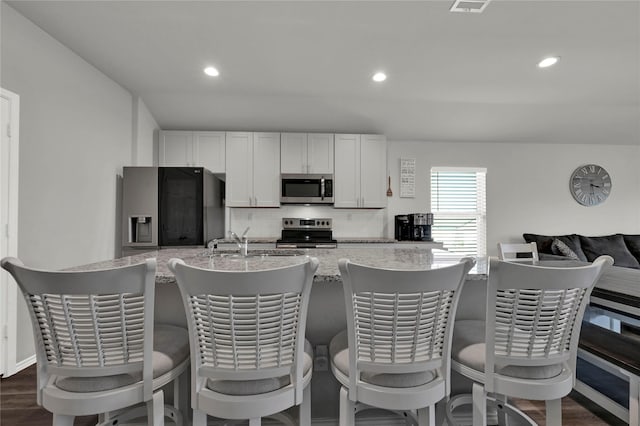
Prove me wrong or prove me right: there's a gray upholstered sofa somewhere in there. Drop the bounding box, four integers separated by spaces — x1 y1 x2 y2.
523 233 640 314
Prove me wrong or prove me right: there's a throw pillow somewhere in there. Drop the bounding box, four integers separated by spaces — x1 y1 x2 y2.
551 239 580 260
579 234 640 269
622 234 640 265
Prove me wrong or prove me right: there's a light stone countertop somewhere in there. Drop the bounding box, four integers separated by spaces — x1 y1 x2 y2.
72 247 487 284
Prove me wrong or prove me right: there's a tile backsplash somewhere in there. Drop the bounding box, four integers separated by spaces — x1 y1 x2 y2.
228 206 390 238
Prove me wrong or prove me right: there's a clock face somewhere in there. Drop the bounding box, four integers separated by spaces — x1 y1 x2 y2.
570 164 612 206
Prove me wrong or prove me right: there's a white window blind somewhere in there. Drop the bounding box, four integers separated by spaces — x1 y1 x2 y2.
431 168 486 257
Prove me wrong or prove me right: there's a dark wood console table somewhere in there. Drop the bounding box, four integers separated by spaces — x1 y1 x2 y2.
576 303 640 426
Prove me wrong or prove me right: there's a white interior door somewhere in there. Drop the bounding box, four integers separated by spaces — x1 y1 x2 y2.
0 88 20 377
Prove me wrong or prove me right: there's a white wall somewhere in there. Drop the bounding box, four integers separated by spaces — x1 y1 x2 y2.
133 97 159 166
229 141 640 254
1 3 134 268
1 3 137 363
387 141 640 255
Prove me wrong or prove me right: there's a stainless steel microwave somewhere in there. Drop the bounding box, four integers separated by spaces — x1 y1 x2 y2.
280 174 334 204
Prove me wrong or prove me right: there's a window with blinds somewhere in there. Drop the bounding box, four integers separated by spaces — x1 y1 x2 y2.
430 168 486 257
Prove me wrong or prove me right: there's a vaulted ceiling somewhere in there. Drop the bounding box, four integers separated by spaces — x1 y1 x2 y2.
6 0 640 145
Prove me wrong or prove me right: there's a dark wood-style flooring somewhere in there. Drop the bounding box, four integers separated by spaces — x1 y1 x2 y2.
1 364 625 425
1 365 98 426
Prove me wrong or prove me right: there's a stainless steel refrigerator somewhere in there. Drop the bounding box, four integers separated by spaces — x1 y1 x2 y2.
122 167 224 256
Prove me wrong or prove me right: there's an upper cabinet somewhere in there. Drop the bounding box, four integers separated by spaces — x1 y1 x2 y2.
225 132 280 207
281 133 334 174
334 134 387 208
159 131 226 173
359 134 387 208
159 129 386 209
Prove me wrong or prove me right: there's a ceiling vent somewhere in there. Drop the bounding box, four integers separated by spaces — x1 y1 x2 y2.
449 0 492 13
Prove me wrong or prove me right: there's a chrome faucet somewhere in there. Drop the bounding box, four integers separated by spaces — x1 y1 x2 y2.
207 239 218 257
229 227 250 257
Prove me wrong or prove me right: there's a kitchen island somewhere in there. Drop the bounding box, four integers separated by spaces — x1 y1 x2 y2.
75 246 487 420
76 246 488 340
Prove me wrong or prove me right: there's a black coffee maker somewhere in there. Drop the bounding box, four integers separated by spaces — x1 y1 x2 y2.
408 213 433 241
394 215 412 241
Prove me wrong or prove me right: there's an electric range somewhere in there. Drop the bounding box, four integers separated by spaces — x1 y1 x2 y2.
276 218 337 249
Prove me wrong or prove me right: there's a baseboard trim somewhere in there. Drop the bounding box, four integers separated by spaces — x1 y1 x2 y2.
7 354 36 376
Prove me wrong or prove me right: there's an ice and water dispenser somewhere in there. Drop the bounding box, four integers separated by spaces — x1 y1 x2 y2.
129 216 153 243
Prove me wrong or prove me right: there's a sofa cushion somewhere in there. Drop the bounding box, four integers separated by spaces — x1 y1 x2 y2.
622 235 640 264
539 253 579 261
579 235 640 269
523 234 587 262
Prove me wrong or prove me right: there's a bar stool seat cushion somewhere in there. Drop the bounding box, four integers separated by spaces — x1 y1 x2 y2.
55 324 190 392
206 340 314 396
330 330 436 388
452 320 563 379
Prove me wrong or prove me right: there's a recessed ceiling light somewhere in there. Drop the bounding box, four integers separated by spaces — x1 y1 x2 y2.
450 0 492 13
372 72 387 82
537 57 559 68
204 66 220 77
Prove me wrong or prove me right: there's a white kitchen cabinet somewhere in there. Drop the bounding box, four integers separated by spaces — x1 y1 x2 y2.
159 131 192 166
252 132 281 206
281 133 334 174
194 132 226 172
334 134 387 208
334 134 360 208
280 133 306 173
225 132 253 207
225 132 280 207
359 134 387 208
308 133 334 174
159 130 226 173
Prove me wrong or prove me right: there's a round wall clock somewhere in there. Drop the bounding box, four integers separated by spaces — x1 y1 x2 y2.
569 164 612 206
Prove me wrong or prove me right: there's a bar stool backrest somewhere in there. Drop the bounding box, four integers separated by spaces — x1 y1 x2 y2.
169 257 319 404
484 256 613 392
339 257 475 396
0 257 157 402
